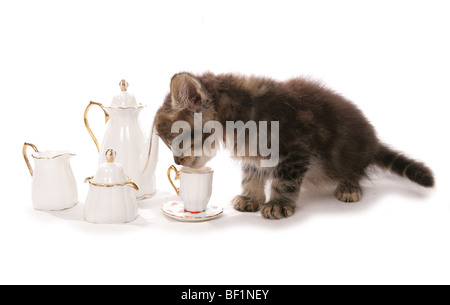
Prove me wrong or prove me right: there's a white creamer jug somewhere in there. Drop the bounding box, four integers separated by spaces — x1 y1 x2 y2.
23 142 78 211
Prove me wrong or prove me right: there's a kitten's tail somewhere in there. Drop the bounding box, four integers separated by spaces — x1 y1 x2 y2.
373 144 434 187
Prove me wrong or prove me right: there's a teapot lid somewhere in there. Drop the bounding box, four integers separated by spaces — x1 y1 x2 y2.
109 80 141 108
91 149 128 184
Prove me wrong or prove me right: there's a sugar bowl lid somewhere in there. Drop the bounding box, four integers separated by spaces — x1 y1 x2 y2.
85 149 139 190
108 80 142 108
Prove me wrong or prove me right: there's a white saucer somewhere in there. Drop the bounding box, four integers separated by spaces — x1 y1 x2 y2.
161 201 223 222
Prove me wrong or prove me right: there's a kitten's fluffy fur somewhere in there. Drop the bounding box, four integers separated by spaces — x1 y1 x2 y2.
155 72 434 219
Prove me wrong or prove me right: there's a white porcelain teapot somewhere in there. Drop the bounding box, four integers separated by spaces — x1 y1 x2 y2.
84 80 158 199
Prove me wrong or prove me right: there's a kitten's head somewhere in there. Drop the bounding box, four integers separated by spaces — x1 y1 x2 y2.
154 73 218 168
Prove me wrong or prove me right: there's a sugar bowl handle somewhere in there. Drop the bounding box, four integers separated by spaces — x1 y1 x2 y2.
22 143 39 176
124 180 139 191
167 165 180 196
84 101 110 153
84 176 140 191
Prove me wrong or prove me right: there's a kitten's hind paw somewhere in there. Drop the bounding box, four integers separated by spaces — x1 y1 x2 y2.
261 201 295 219
232 195 261 212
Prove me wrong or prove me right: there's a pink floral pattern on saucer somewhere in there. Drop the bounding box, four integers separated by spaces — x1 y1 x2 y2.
162 201 223 222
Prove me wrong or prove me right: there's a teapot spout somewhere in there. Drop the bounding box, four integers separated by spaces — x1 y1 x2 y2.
134 122 159 199
141 122 159 174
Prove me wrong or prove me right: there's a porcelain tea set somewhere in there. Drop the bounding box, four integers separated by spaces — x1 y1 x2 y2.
22 80 223 224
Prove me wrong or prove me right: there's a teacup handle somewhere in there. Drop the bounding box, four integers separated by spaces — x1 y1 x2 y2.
167 165 180 196
22 142 39 176
84 101 110 153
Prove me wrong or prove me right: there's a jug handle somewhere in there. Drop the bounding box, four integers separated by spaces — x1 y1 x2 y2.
84 101 110 153
167 165 180 196
22 143 39 176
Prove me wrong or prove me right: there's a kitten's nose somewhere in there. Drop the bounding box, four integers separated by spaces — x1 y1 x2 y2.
174 156 184 165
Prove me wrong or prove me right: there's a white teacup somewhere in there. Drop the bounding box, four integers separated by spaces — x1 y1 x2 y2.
167 165 213 212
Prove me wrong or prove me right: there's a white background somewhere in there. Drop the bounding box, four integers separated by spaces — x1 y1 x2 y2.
1 0 449 285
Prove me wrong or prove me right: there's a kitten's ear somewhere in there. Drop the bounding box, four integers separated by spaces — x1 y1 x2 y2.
170 73 206 112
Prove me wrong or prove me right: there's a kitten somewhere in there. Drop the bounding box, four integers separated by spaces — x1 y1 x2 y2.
154 72 434 219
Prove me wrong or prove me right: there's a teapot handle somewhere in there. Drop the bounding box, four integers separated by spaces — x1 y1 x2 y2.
22 142 39 176
167 165 180 196
84 101 110 153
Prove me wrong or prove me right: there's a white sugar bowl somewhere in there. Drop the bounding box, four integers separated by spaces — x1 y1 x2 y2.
84 149 139 224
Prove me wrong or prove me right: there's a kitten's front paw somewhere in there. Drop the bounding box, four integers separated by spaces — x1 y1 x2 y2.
261 202 295 219
232 195 261 212
335 184 362 203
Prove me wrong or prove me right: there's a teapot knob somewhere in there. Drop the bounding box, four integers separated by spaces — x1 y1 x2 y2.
120 79 129 91
105 149 117 162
